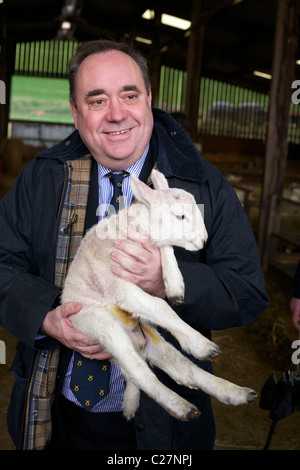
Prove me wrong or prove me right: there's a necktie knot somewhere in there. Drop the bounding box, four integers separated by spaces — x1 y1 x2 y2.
107 171 129 187
107 171 129 213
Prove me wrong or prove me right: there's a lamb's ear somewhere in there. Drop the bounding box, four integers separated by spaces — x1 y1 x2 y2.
150 169 169 190
130 173 153 206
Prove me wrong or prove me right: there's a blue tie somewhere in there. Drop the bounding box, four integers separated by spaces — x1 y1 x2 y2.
107 171 129 214
70 170 129 409
70 355 110 409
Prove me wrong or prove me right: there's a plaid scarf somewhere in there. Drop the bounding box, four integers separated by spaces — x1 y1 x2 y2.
24 155 92 450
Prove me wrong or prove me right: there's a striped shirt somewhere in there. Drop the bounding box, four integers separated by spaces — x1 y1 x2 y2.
62 145 149 412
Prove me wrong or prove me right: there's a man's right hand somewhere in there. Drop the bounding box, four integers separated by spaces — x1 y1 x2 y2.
41 302 112 360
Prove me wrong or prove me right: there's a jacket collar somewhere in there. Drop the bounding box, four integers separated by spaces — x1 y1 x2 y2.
36 108 207 183
152 108 207 183
36 128 90 161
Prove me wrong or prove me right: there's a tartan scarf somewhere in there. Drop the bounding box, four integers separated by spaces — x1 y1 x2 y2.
24 155 92 450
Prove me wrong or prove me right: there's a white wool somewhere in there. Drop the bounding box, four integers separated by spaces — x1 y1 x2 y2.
62 169 256 421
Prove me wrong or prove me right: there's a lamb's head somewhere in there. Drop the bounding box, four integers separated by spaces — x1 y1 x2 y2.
130 169 207 251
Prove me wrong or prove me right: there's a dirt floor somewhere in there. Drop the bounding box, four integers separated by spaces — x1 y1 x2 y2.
0 266 299 451
212 267 300 451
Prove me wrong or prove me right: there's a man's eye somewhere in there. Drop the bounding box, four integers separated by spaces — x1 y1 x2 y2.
125 94 138 101
90 99 104 108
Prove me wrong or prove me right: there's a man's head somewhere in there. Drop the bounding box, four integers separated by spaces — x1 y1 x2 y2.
68 40 154 170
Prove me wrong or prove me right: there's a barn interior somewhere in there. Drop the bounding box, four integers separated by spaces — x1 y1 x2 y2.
0 0 300 451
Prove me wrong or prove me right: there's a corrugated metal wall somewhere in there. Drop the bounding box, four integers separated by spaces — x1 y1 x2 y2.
14 40 79 78
12 41 300 144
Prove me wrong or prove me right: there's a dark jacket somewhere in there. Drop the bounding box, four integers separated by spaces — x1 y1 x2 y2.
0 108 269 450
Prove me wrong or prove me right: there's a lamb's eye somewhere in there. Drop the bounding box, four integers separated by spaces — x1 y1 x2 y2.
175 214 185 220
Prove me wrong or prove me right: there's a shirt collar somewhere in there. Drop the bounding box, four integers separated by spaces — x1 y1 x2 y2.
97 144 149 180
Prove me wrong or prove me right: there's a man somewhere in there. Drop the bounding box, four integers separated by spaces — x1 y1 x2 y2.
0 40 269 450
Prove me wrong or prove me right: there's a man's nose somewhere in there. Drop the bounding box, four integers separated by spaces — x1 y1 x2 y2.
106 98 127 122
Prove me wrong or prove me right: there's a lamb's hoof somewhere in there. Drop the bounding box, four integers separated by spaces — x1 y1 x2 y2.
124 412 135 421
186 408 201 421
169 296 184 306
205 345 220 360
246 391 258 404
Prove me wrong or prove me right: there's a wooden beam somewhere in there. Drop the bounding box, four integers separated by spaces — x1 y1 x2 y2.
185 0 205 140
258 0 300 268
148 6 163 108
185 0 237 139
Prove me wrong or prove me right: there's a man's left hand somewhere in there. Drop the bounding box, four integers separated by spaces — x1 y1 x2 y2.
110 229 166 298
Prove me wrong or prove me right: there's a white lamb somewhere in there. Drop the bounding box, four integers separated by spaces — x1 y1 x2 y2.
62 169 257 421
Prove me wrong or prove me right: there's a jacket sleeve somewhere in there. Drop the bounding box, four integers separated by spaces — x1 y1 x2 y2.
0 163 61 349
175 174 270 331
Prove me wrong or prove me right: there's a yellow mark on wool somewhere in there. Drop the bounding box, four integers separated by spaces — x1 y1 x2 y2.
110 305 160 344
110 305 139 328
140 324 161 344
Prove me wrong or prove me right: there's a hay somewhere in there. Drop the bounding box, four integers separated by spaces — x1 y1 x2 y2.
248 271 297 371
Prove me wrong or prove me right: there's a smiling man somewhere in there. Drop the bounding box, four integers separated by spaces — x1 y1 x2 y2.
0 40 269 450
69 49 154 170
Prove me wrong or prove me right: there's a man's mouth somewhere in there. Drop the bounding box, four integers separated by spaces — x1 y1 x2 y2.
104 129 130 136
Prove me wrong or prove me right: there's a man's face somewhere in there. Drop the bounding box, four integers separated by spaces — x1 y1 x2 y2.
70 50 153 170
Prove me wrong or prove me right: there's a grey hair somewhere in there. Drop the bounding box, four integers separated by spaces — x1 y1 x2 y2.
68 39 151 106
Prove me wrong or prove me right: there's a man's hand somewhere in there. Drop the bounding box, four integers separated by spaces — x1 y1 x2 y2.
290 297 300 330
110 229 166 298
41 302 112 360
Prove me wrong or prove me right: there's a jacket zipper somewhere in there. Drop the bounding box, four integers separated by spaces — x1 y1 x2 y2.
65 211 78 273
54 163 68 244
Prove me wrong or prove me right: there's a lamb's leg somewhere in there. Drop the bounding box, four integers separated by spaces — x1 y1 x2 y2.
114 282 219 360
160 245 185 304
71 308 200 421
122 380 140 419
145 332 257 406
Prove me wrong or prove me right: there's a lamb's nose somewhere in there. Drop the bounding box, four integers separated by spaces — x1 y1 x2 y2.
195 236 206 249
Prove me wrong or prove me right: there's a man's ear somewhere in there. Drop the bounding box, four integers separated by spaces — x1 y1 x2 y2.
147 88 152 107
69 98 78 129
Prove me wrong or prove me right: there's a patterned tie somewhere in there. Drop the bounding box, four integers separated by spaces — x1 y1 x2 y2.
70 170 129 409
70 355 110 409
107 171 129 214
